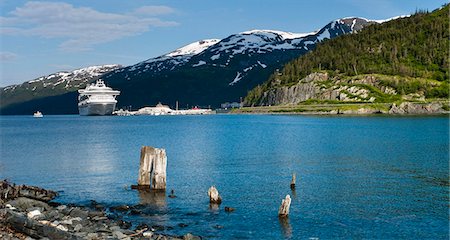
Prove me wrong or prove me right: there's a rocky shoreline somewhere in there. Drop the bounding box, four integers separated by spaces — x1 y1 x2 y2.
234 101 449 115
0 180 200 240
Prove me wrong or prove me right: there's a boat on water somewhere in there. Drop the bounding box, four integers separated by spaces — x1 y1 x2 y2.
78 79 120 116
33 111 43 118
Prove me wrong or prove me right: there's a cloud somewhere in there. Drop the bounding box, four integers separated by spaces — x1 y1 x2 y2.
0 1 178 52
0 52 18 61
134 6 176 16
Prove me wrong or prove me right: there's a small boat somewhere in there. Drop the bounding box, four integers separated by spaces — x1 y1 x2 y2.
33 111 43 118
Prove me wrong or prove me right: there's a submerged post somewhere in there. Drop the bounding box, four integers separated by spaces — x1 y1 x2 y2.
278 195 291 217
137 146 167 190
290 173 296 190
208 186 222 204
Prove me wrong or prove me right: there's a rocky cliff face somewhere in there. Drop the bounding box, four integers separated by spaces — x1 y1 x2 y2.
389 102 446 114
256 72 398 106
247 72 448 115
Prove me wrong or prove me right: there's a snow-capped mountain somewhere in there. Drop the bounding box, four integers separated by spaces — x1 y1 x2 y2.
1 64 121 111
2 16 383 114
107 17 374 84
99 17 376 109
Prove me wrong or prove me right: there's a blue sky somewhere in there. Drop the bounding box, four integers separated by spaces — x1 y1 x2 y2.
0 0 446 87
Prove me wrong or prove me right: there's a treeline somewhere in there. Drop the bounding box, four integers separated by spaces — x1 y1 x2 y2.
246 5 449 104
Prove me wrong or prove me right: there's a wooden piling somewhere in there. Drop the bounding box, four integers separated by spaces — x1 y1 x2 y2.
137 146 167 190
290 173 296 190
278 195 291 217
207 186 222 204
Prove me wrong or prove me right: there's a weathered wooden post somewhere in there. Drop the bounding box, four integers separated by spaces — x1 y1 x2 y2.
290 173 296 190
208 186 222 204
136 146 167 190
278 195 291 217
151 148 167 190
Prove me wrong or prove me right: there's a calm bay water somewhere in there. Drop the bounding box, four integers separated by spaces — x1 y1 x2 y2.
0 115 448 239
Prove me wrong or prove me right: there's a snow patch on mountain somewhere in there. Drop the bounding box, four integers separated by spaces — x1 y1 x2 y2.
243 66 253 72
192 60 206 67
316 29 331 41
2 64 121 92
257 61 267 68
166 39 220 57
241 29 317 40
229 72 242 86
372 15 410 23
211 54 220 60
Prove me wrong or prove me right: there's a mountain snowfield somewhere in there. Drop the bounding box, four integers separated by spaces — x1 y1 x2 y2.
1 16 393 114
107 16 375 87
3 64 121 92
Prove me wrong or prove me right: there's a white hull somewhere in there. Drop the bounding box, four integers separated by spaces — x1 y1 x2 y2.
79 103 116 116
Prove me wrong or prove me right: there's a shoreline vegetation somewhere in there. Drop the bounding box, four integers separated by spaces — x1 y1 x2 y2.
0 180 200 240
232 100 449 115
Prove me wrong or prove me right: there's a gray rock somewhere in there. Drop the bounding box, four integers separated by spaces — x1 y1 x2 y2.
389 102 446 114
73 224 83 232
113 230 129 240
92 216 108 221
183 233 201 240
56 205 67 211
109 226 121 231
86 232 98 239
87 211 104 218
258 72 329 105
143 231 153 238
43 210 61 221
7 197 51 212
69 208 88 219
116 220 132 229
26 206 44 213
0 180 57 202
110 205 130 212
5 210 78 240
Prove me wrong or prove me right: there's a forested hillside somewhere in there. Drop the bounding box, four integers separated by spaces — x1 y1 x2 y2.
245 5 449 106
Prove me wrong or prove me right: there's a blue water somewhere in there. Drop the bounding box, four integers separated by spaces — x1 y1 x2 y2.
0 115 448 239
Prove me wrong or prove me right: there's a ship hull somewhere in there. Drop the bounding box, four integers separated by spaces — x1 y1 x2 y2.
78 103 116 116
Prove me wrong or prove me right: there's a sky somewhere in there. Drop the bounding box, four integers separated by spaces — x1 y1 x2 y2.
0 0 446 87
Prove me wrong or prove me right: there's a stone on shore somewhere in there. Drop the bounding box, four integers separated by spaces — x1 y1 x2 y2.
1 181 188 240
389 102 447 114
0 180 57 203
7 197 51 212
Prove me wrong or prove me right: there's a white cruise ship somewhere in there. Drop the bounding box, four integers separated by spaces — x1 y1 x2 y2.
78 80 120 116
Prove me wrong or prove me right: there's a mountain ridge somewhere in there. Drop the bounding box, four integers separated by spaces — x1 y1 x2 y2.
1 64 122 110
1 16 385 114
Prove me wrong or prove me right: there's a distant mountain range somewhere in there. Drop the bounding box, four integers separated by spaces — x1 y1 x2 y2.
1 17 379 114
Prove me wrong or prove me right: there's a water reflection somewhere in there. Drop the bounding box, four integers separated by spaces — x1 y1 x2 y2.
138 189 167 209
209 203 220 213
290 188 297 199
278 216 292 239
